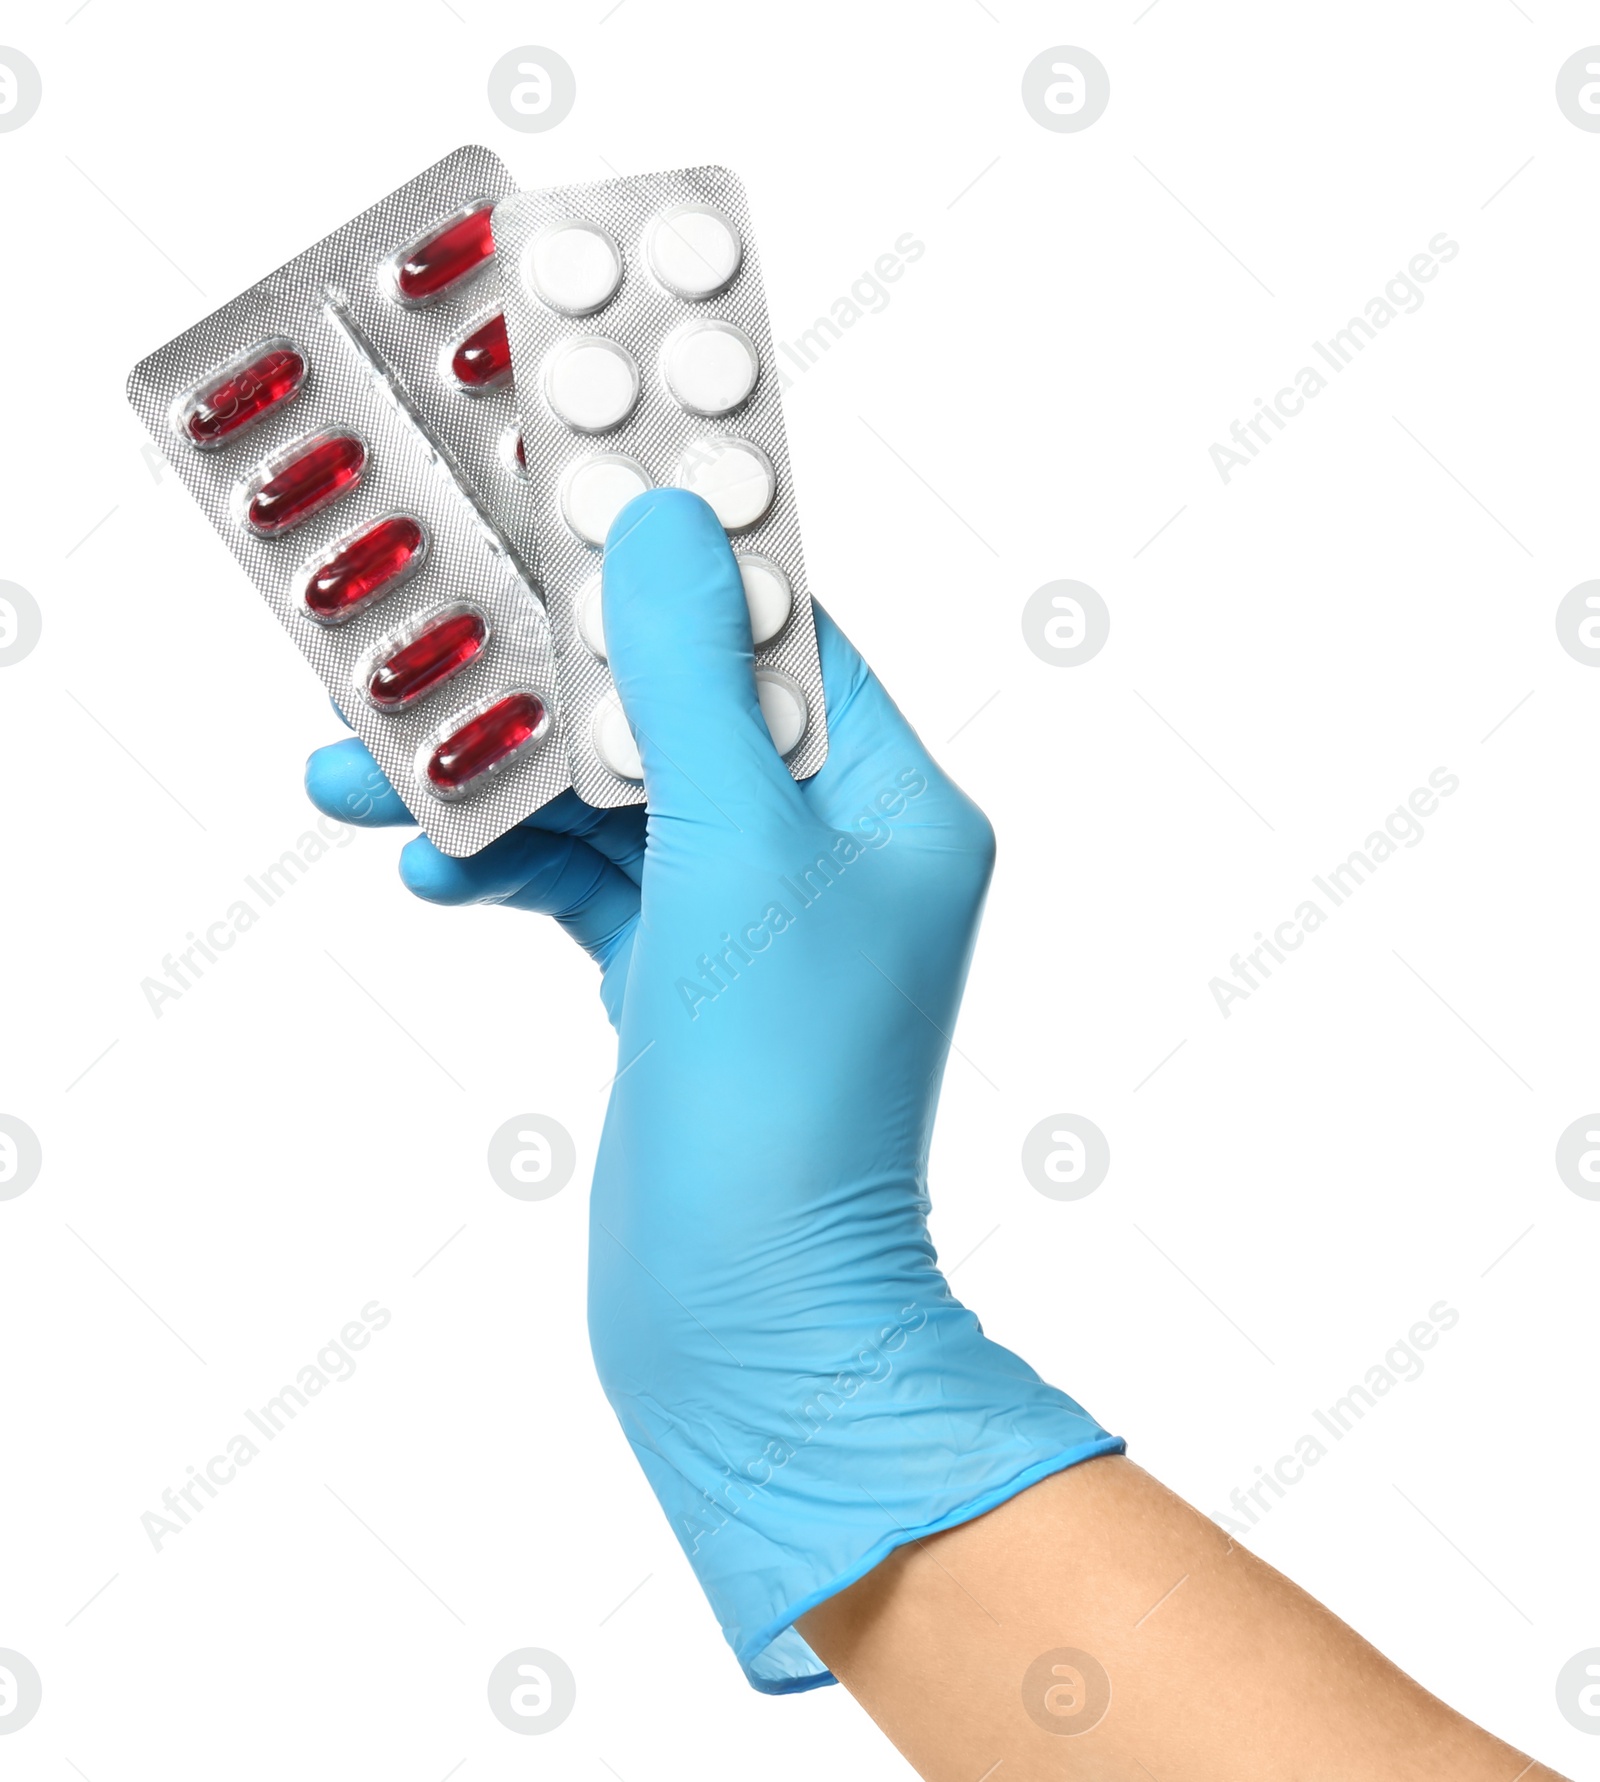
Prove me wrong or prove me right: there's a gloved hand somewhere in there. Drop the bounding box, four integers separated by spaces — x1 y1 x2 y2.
305 490 1120 1691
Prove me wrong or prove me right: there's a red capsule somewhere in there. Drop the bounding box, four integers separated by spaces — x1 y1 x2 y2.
182 339 305 448
366 607 488 710
303 515 427 625
450 313 512 390
393 201 496 305
244 431 365 536
515 433 527 469
426 692 548 798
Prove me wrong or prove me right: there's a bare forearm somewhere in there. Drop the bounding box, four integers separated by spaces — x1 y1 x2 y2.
800 1455 1565 1782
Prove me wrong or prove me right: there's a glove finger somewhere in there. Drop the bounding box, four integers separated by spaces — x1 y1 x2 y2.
399 827 640 967
305 736 414 828
602 488 798 828
517 788 648 884
800 599 953 821
306 740 649 886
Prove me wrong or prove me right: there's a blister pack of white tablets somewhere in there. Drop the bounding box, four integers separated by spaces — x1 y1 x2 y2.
127 147 572 857
492 166 830 807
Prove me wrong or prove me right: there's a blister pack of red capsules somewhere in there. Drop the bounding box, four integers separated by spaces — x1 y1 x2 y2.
127 146 569 856
492 167 829 807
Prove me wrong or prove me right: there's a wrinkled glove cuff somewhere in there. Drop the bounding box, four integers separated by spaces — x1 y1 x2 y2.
614 1302 1123 1692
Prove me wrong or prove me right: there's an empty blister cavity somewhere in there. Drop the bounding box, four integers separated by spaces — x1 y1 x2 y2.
675 436 774 531
646 203 742 299
592 692 643 780
448 312 512 391
363 603 489 711
178 338 306 448
423 690 550 800
302 514 428 625
662 320 759 417
389 199 496 306
240 428 366 537
523 221 623 316
755 669 807 756
736 554 793 646
544 337 640 433
561 452 652 546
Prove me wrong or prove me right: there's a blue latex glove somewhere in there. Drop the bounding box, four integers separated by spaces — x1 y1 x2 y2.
306 490 1121 1691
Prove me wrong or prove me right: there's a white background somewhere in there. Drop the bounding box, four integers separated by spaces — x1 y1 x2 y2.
1 2 1596 1775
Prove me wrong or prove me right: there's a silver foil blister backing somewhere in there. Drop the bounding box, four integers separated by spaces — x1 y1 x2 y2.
127 147 570 856
493 166 830 809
